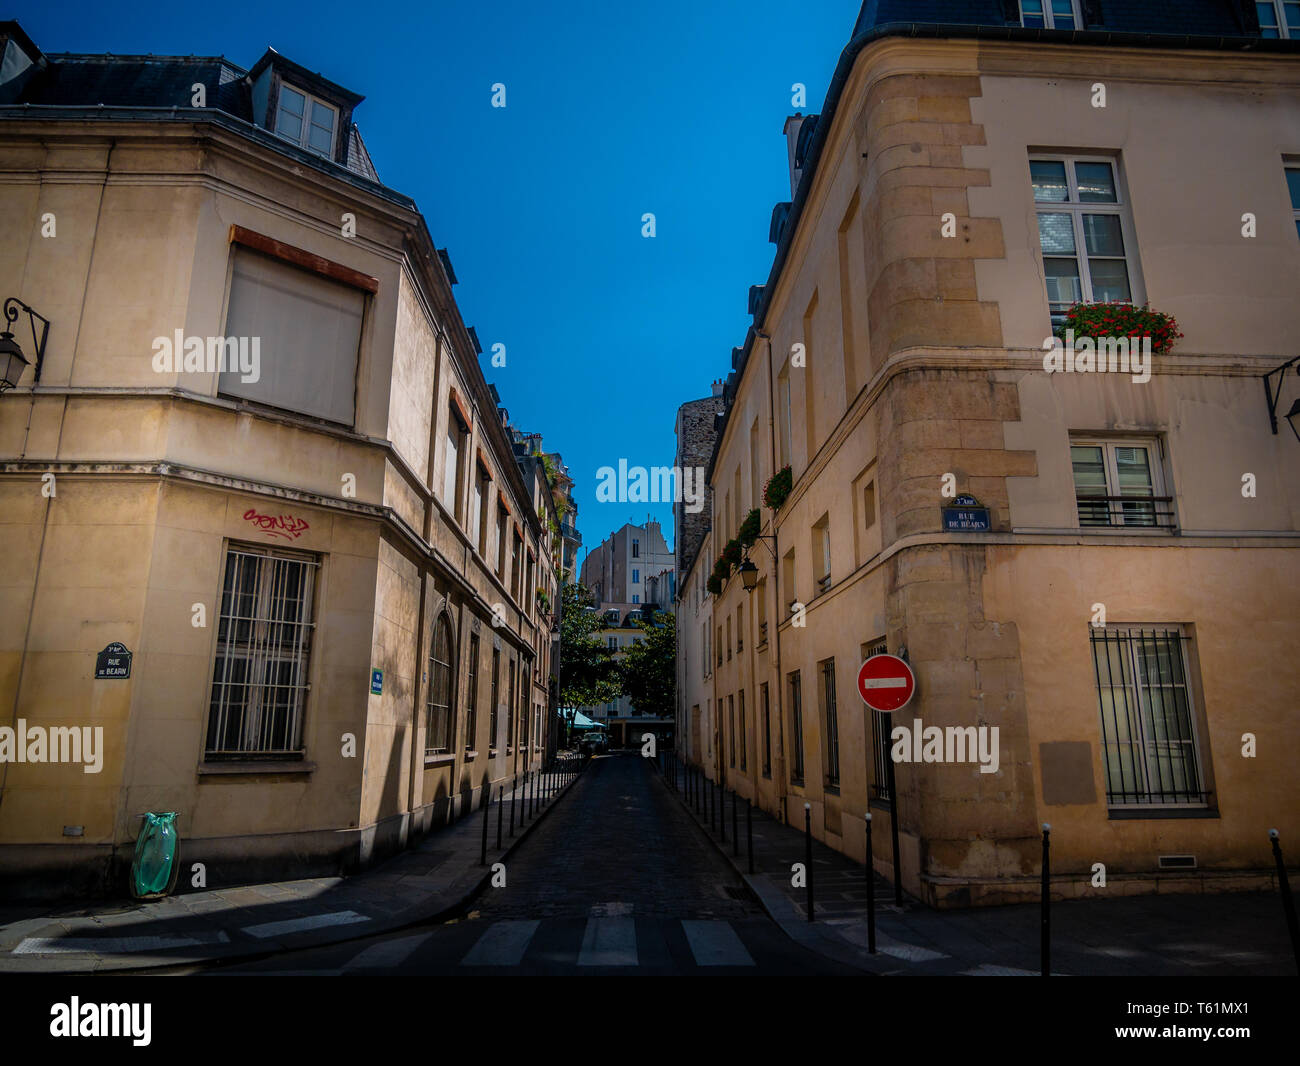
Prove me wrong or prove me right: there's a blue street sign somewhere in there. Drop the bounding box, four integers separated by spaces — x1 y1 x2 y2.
371 669 383 695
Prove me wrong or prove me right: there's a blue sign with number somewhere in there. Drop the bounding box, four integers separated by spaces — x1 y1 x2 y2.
371 669 383 695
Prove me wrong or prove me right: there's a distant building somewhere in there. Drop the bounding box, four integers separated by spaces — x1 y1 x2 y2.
578 519 672 607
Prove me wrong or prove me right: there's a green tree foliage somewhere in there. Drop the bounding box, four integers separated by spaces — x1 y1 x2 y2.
558 583 622 708
621 610 675 719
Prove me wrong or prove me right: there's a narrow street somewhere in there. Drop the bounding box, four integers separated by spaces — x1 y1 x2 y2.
210 754 861 976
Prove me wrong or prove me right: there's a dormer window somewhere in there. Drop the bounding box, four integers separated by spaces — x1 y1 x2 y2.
1020 0 1079 28
276 84 337 158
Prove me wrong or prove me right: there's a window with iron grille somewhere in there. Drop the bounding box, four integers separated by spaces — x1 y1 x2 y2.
425 613 457 755
206 546 317 760
761 683 771 778
490 647 500 750
1090 626 1207 807
738 689 747 772
820 658 840 788
507 658 516 748
728 695 736 768
788 671 804 784
465 634 479 751
864 638 891 802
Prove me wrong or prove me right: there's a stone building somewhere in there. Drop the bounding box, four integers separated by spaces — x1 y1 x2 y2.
690 0 1300 906
0 24 557 898
578 519 673 607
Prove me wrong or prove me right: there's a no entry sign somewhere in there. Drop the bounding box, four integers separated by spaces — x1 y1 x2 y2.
857 654 915 712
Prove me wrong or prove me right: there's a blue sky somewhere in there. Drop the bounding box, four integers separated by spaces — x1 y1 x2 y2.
26 0 861 564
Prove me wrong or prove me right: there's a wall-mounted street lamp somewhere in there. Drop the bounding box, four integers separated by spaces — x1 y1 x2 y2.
0 297 50 393
1264 356 1300 442
740 534 777 593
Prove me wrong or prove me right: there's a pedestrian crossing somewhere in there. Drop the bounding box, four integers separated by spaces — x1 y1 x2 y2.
333 917 763 973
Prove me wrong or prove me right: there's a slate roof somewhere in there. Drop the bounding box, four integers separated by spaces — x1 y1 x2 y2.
3 37 379 184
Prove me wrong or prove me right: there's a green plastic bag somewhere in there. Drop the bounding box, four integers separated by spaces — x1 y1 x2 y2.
130 812 180 899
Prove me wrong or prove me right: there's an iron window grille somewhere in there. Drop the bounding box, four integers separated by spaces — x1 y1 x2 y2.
821 659 840 788
761 683 772 779
738 689 747 772
1090 626 1208 807
490 648 500 750
864 638 892 802
465 634 479 751
789 672 805 785
206 547 317 760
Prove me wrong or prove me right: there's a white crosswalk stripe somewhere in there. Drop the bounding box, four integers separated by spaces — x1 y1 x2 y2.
460 920 540 966
577 917 637 966
344 932 433 971
681 920 755 966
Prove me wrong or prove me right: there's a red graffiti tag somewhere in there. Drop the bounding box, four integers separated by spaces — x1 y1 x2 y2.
243 508 310 540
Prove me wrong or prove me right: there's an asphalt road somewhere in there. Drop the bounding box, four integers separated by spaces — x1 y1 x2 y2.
209 753 862 976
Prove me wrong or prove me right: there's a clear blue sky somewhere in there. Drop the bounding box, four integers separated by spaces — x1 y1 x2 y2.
27 0 861 564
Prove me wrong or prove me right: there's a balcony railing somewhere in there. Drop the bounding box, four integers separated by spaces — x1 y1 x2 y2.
758 621 768 645
1076 494 1175 530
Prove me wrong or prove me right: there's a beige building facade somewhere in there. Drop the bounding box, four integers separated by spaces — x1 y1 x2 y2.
695 17 1300 906
0 29 557 898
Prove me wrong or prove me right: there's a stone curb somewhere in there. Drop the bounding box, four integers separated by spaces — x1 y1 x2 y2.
0 763 588 975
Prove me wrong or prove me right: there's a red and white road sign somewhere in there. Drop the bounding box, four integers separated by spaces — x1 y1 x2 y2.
857 654 915 712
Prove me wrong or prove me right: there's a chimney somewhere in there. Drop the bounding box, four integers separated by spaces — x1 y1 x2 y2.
783 112 818 199
711 378 723 398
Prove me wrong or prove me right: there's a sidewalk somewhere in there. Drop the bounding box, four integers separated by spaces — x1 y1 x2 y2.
0 760 583 974
655 759 1297 976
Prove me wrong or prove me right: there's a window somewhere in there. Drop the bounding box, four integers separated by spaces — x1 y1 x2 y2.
490 647 500 750
632 538 640 558
750 419 762 511
632 569 640 584
465 634 479 752
219 248 364 425
275 84 338 158
738 689 747 772
863 638 891 802
507 657 516 749
761 683 772 779
813 515 831 595
717 625 723 667
1030 156 1135 326
474 465 491 555
728 695 736 768
206 546 316 759
1090 626 1207 807
511 529 522 602
820 658 840 788
777 366 792 466
608 636 618 649
496 504 508 578
1019 0 1079 28
726 616 732 661
444 405 468 522
1287 166 1300 239
426 612 456 755
632 594 640 604
782 549 797 614
1258 1 1300 37
756 579 768 647
788 672 805 784
1070 437 1172 529
736 604 744 653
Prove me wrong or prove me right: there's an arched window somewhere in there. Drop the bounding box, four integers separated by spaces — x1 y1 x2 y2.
426 612 456 754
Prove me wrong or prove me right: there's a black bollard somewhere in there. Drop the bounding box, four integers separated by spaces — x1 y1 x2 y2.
1270 829 1300 974
510 774 518 835
1041 823 1051 977
865 812 876 954
496 784 503 849
804 803 814 922
886 739 902 907
480 780 490 866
